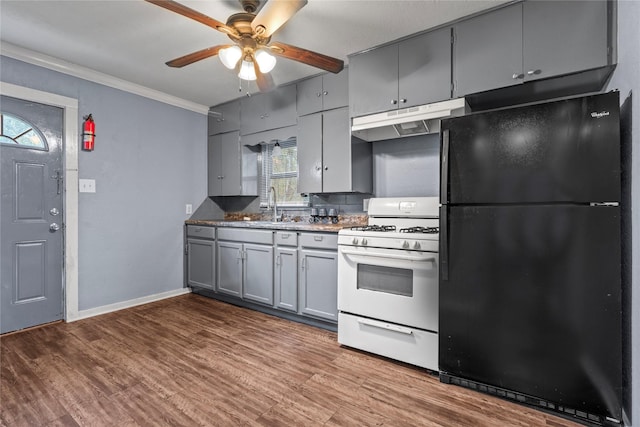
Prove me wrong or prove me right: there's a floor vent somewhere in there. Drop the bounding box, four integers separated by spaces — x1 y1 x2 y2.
439 373 619 426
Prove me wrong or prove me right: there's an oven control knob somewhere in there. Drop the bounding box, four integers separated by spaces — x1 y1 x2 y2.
402 241 410 249
413 242 421 250
352 238 359 245
362 238 368 246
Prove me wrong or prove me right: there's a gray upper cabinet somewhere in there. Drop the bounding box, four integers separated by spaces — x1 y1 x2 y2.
297 70 349 116
349 27 452 118
240 85 297 135
522 0 610 82
452 4 523 97
297 113 322 193
208 131 251 196
208 100 241 135
207 131 258 196
297 107 372 194
453 1 612 97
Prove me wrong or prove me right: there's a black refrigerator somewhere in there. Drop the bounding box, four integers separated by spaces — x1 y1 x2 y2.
439 91 622 425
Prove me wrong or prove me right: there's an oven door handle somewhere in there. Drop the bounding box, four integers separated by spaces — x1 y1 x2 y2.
340 248 435 263
358 318 413 335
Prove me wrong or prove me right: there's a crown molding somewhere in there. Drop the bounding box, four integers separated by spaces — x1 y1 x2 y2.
0 42 209 115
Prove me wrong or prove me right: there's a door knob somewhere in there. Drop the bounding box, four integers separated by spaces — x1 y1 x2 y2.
50 208 60 216
50 223 60 232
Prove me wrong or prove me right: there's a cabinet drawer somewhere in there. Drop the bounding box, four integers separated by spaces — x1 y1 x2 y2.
275 231 298 246
299 233 337 250
186 225 215 240
217 228 274 244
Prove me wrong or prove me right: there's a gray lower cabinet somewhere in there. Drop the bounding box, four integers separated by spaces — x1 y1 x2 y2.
297 107 372 194
216 228 274 304
243 243 274 305
298 233 338 322
217 240 243 297
274 231 298 312
453 1 612 97
186 226 216 291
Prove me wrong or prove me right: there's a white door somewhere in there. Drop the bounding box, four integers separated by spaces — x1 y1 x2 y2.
1 95 64 334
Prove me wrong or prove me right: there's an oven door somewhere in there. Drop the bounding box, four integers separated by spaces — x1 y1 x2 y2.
337 245 438 331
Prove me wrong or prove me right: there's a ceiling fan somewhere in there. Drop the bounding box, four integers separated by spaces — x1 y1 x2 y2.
145 0 345 92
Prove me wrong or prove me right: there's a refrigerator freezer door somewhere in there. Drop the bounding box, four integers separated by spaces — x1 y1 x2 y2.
441 92 620 205
439 204 622 420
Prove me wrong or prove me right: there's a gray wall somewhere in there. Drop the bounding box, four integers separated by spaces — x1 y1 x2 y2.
372 133 440 197
606 1 640 424
0 56 208 311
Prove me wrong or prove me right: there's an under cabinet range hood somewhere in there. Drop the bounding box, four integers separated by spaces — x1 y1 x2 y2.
352 98 468 142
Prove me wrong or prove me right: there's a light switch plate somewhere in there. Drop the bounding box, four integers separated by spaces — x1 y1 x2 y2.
186 204 193 215
79 179 96 193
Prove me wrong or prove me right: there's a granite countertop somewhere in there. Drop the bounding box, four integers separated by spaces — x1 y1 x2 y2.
185 216 367 233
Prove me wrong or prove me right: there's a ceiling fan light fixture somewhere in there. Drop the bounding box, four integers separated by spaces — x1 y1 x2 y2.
238 59 257 81
255 48 277 73
219 45 242 69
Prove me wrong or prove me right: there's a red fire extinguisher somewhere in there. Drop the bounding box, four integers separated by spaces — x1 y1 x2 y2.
82 114 95 151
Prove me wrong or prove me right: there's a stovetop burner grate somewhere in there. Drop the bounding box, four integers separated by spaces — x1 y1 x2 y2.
350 225 397 232
399 226 439 234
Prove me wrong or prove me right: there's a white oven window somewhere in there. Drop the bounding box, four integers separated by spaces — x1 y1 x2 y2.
357 264 413 297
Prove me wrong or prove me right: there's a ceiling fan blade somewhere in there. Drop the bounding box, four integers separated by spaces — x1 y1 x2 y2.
253 61 276 92
251 0 308 38
145 0 238 37
166 45 230 68
269 42 344 74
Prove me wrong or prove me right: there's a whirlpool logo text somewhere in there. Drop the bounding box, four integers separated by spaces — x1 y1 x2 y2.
591 111 610 118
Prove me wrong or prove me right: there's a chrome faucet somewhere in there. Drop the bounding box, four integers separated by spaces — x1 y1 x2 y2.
268 186 278 222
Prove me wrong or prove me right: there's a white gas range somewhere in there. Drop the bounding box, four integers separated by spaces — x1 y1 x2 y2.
337 197 439 371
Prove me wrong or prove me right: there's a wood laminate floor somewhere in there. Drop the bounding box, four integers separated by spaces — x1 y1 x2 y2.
1 294 582 427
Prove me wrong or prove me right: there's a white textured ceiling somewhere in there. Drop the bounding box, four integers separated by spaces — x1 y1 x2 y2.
0 0 509 108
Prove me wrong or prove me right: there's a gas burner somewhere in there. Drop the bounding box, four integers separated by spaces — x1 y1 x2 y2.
399 226 439 234
350 225 397 232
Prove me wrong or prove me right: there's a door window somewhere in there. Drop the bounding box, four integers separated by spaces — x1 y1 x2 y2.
0 113 47 150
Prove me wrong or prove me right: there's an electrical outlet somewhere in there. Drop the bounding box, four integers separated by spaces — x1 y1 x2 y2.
79 179 96 193
186 204 193 215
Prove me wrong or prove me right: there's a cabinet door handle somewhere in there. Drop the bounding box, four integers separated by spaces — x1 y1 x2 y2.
316 92 322 97
527 69 541 76
323 91 328 96
512 73 524 80
324 166 328 171
400 98 407 103
301 257 306 270
313 236 323 241
275 255 280 266
391 99 398 105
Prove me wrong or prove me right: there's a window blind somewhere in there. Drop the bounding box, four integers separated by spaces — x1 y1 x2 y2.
259 138 308 207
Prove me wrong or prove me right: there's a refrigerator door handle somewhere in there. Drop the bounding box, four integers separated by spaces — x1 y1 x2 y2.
441 129 449 204
440 205 448 281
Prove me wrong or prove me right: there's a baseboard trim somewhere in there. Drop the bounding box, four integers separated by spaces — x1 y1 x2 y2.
68 288 191 322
